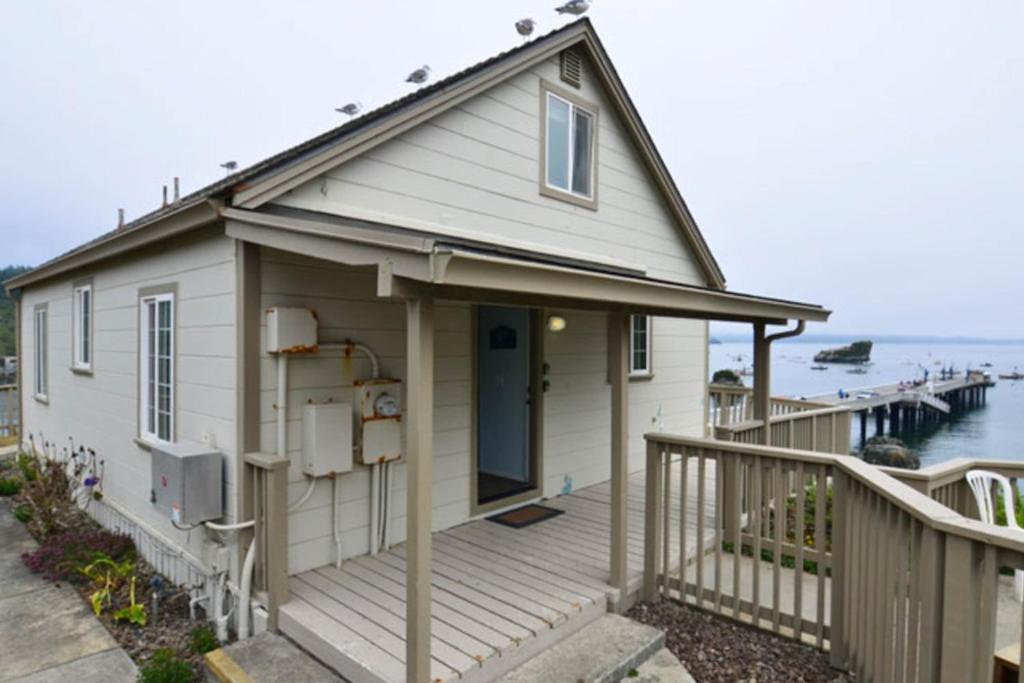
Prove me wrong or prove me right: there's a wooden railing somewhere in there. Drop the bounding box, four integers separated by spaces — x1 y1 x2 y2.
881 458 1024 519
0 384 18 443
715 405 853 455
643 434 1024 683
708 384 827 427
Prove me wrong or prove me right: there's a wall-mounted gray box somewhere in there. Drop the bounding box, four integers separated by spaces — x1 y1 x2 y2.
150 442 223 525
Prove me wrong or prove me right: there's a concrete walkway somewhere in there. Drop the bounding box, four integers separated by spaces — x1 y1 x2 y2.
0 504 137 683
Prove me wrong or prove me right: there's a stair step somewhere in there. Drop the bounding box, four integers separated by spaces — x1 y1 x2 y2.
205 632 341 683
495 613 669 683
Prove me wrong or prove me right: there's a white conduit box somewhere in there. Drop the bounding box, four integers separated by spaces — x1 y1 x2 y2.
266 306 317 353
302 402 354 477
150 442 223 525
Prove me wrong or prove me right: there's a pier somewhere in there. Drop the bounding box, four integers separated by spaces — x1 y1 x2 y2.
807 372 992 444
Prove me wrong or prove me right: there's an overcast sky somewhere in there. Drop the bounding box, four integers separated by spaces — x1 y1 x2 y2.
1 1 1020 338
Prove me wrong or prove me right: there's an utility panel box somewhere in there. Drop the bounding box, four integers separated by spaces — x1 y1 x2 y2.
266 307 317 353
302 402 354 477
354 379 402 464
150 442 223 525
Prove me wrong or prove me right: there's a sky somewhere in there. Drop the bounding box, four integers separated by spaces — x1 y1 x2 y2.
1 1 1021 338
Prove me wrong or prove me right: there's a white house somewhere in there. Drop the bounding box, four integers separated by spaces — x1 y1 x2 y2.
7 19 829 683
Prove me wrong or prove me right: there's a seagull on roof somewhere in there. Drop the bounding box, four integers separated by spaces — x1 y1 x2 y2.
405 65 431 85
555 0 589 15
515 18 536 38
335 102 362 117
220 161 238 174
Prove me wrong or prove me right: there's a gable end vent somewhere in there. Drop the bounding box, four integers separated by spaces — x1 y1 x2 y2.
560 49 583 88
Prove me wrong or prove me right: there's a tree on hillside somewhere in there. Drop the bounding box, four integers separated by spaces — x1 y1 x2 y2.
0 266 31 357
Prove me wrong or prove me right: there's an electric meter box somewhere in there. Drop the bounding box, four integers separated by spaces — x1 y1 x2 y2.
354 379 402 464
150 442 223 525
302 402 354 477
266 307 317 353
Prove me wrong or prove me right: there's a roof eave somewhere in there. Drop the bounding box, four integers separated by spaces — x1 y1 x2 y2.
5 198 223 292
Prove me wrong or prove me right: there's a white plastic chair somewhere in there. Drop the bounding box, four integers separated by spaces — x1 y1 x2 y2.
966 469 1024 600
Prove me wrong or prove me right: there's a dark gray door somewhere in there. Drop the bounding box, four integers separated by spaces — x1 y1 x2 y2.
477 306 531 485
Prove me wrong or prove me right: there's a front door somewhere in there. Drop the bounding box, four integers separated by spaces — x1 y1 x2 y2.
476 305 533 505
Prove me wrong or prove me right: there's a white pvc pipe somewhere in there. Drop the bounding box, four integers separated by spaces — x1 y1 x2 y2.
238 537 256 640
204 519 255 532
333 477 343 568
369 463 380 556
383 462 393 550
288 477 316 512
319 341 381 379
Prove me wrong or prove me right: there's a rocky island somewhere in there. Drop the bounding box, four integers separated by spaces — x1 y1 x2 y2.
813 340 872 364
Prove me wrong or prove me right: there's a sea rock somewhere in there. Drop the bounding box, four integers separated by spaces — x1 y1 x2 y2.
712 369 743 386
861 435 920 470
813 340 872 364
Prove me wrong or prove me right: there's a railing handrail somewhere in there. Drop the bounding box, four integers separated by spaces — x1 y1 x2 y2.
713 403 853 433
645 433 1024 552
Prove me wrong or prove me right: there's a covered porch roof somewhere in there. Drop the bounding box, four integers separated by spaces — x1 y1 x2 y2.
223 206 831 325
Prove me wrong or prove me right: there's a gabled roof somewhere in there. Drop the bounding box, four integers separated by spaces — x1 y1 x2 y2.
8 18 725 291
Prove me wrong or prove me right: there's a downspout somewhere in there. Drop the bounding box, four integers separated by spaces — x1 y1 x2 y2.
14 290 22 447
754 320 806 445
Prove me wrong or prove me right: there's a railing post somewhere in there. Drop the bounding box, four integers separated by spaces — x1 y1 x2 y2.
642 438 664 603
829 470 848 669
243 451 289 630
938 536 997 683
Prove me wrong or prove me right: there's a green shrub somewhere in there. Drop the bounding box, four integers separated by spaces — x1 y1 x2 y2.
190 625 219 654
17 453 37 482
138 649 193 683
0 476 21 496
13 504 32 523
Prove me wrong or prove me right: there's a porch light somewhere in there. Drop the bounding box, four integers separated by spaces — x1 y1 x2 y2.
546 315 567 332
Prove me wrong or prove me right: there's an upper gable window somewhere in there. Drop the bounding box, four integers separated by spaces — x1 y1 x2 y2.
542 82 597 208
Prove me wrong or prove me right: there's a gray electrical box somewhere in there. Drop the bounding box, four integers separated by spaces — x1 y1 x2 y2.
150 442 223 525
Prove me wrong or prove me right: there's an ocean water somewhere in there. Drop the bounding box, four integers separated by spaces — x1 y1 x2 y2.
709 341 1024 467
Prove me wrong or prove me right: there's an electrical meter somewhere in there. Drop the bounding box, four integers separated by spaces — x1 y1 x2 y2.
354 379 402 464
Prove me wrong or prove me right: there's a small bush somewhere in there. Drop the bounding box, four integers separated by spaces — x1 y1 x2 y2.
22 529 136 583
17 453 38 482
137 649 193 683
0 476 21 496
13 504 32 523
20 458 74 536
190 625 219 654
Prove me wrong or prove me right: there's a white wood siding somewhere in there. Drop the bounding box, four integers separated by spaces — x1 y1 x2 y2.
261 249 706 575
273 53 707 286
18 231 239 566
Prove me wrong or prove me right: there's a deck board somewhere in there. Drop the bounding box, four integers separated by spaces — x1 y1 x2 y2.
280 463 716 683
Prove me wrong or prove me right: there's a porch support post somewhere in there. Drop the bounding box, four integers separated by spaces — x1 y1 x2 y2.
752 322 771 446
609 312 629 602
405 296 434 683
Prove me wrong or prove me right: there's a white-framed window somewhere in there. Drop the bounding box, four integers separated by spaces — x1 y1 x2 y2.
139 292 174 443
545 91 595 199
629 315 652 376
72 284 92 371
34 306 48 398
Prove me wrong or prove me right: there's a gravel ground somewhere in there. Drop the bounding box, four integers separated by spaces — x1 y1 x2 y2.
627 601 851 683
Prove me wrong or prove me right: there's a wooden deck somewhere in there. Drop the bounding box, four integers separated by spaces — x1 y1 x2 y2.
279 463 715 683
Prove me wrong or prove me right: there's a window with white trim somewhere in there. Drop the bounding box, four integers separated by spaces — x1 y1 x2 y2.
73 284 92 370
629 315 652 376
139 292 174 443
545 91 595 199
34 307 47 397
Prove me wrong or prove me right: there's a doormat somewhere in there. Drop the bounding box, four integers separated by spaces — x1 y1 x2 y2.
487 504 564 529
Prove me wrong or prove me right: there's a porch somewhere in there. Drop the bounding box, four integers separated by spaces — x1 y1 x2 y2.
277 466 716 683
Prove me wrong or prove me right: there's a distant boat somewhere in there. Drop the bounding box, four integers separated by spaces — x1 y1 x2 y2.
980 362 993 368
738 366 754 377
999 372 1024 380
811 364 829 371
846 367 869 375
